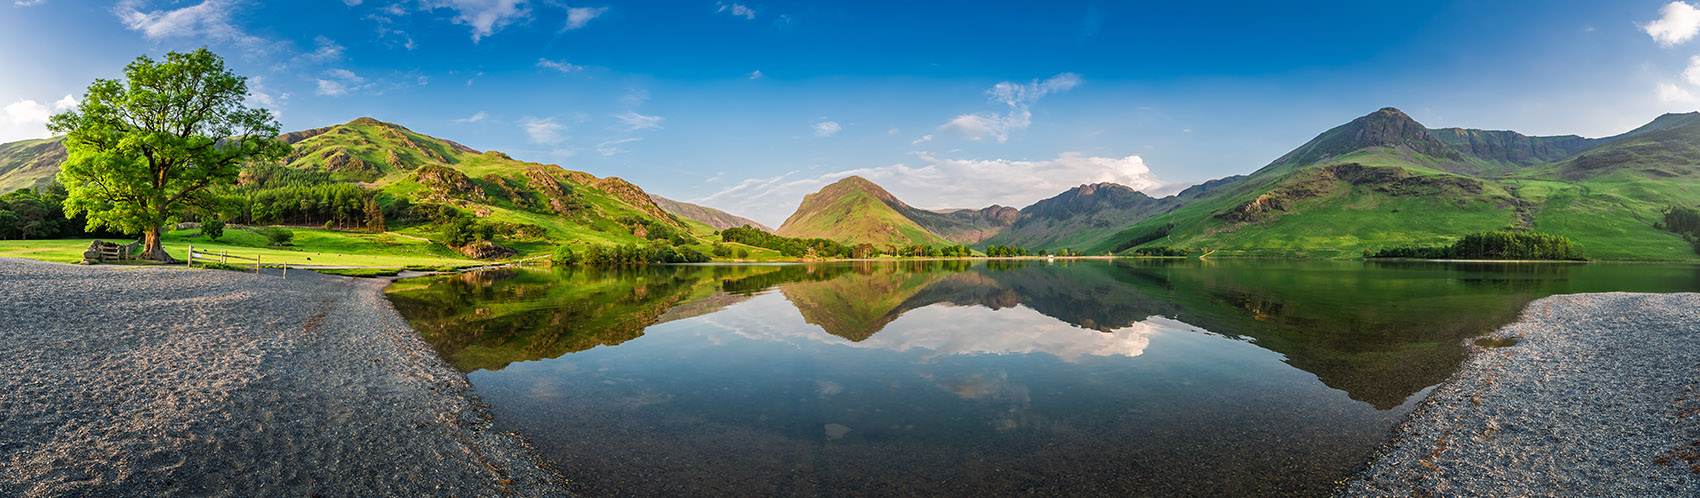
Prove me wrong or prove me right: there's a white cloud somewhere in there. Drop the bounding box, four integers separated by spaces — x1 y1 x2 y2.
15 0 48 6
1660 82 1697 102
521 117 567 145
1683 55 1700 86
748 70 763 79
563 6 607 30
1 99 53 142
941 72 1082 143
596 137 641 156
812 120 841 137
613 111 664 131
315 68 367 96
715 2 754 19
4 100 50 126
342 0 362 5
911 134 933 145
420 0 530 42
52 94 79 111
1645 2 1700 47
455 111 488 123
114 0 269 48
536 58 583 73
697 151 1162 227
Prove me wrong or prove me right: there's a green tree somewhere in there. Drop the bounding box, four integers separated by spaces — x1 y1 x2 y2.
49 48 288 262
364 197 385 232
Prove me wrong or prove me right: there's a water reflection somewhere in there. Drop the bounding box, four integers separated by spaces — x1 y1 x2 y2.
385 260 1700 497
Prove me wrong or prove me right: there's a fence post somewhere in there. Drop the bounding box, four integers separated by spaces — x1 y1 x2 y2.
255 255 261 274
188 244 194 267
222 251 227 264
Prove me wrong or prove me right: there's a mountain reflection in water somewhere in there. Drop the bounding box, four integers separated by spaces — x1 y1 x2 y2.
385 259 1700 497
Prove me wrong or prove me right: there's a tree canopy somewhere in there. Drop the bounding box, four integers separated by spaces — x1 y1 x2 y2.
48 47 287 261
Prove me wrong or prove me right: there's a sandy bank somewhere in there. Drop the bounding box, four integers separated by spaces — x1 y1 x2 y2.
1340 292 1700 497
0 258 565 497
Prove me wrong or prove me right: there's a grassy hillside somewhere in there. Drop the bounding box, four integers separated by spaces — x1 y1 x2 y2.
1091 109 1700 261
0 137 66 193
776 176 954 247
648 194 772 231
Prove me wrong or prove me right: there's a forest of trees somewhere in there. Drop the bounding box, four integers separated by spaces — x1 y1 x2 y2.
0 185 126 240
1370 231 1584 260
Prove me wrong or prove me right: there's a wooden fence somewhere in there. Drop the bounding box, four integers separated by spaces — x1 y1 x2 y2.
186 244 287 277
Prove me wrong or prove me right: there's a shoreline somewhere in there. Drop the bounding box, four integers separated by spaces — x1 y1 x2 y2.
0 258 567 497
1339 292 1700 496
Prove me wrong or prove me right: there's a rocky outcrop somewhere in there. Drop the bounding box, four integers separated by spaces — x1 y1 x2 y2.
593 177 680 227
457 240 517 260
415 164 486 201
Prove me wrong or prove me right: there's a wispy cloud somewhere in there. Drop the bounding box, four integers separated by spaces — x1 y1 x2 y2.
114 0 272 50
596 137 641 156
455 111 489 123
941 73 1081 143
563 5 607 30
715 1 754 20
303 35 345 63
698 151 1162 227
537 58 583 73
522 117 568 144
613 111 664 131
315 68 368 96
420 0 530 42
748 70 763 79
812 120 841 137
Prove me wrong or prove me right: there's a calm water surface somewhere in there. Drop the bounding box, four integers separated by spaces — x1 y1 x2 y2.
385 260 1700 497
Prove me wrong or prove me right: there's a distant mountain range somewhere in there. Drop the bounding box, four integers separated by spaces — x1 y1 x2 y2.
8 106 1700 260
770 107 1700 260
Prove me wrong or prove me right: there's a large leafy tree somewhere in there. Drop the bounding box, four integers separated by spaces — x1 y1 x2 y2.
49 48 287 262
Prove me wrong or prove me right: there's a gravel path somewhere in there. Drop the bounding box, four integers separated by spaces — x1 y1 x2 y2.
1341 292 1700 497
0 258 566 497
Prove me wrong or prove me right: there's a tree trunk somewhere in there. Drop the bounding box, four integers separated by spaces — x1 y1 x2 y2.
142 226 176 263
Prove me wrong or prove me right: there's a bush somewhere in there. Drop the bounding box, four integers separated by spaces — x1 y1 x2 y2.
262 227 294 246
442 218 480 247
551 245 580 265
201 219 225 241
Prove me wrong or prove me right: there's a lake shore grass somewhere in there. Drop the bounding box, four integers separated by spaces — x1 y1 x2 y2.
0 257 567 497
1340 292 1700 496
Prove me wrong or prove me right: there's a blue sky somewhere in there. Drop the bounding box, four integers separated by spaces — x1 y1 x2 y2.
4 1 1700 225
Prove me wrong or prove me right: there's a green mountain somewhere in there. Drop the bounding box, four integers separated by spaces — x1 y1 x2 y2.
0 137 66 193
1088 108 1700 260
648 194 773 231
0 117 702 257
775 176 960 246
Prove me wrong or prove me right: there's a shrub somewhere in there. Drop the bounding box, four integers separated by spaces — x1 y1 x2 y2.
262 227 294 246
552 245 580 265
201 219 225 241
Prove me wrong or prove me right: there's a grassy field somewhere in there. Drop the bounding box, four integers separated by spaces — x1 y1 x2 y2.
0 227 483 266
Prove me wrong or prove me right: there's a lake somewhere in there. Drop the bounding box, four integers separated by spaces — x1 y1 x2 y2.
384 259 1700 497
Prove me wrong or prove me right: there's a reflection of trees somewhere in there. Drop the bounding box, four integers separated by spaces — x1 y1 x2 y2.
387 265 788 372
390 259 1700 409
